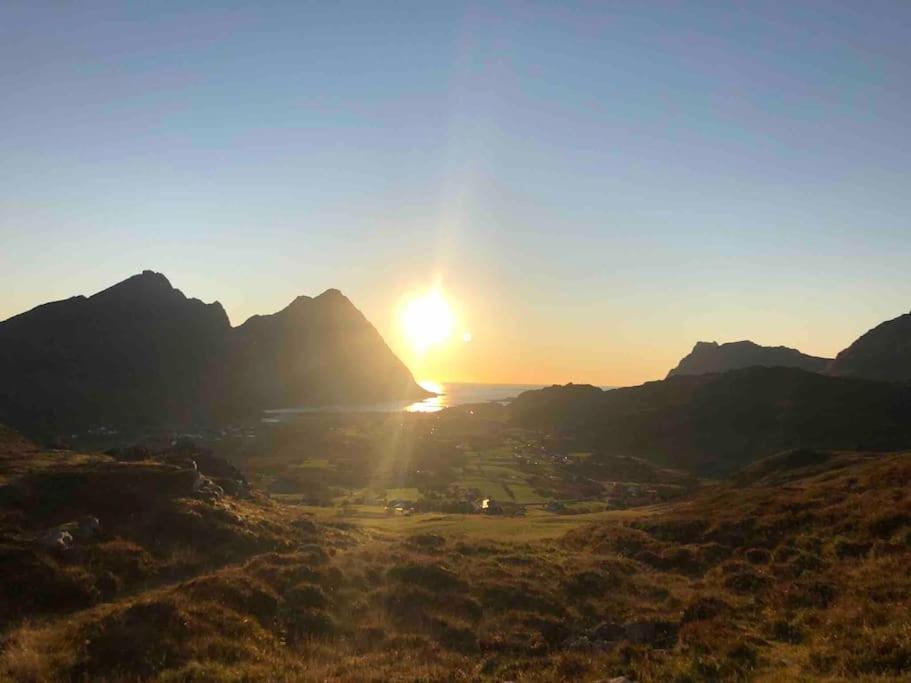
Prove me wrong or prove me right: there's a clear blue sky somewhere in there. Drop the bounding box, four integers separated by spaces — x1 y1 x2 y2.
2 2 910 384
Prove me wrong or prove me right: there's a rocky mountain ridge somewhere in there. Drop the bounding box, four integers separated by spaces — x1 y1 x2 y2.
668 307 911 383
0 271 428 437
667 340 830 378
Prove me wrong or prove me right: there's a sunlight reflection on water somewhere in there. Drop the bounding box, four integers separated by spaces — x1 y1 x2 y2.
405 380 446 413
262 382 544 420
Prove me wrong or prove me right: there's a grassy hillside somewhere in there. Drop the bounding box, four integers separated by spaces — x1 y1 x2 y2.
1 427 908 681
509 368 911 474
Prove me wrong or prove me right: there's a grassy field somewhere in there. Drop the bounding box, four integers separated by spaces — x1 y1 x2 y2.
383 487 421 501
229 409 696 518
2 424 911 681
292 458 333 470
451 445 555 504
297 504 661 542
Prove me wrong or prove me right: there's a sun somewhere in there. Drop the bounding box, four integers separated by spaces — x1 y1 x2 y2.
401 288 454 353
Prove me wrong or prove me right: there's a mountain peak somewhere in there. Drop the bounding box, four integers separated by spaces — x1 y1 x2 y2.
287 294 314 308
284 289 346 308
668 340 830 378
0 274 426 434
132 270 173 288
91 270 178 302
314 288 354 307
318 288 343 298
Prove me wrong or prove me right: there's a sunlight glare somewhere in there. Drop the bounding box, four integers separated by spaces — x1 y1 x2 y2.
406 379 444 412
401 289 454 352
418 379 444 395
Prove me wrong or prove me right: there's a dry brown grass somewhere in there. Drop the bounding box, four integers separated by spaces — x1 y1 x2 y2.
1 443 909 681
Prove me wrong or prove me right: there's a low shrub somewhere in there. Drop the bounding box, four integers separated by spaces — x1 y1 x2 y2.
387 562 466 592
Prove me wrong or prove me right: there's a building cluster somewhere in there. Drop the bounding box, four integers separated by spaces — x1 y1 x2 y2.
510 441 571 466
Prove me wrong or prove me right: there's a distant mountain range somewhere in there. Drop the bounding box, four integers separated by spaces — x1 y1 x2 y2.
667 307 911 383
0 271 429 436
510 367 911 475
541 307 911 473
667 340 830 377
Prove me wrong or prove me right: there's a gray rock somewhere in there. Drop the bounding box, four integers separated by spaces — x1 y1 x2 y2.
192 472 224 501
75 515 101 539
38 529 73 551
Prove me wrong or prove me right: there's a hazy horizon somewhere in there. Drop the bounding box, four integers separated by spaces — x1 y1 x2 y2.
3 2 910 386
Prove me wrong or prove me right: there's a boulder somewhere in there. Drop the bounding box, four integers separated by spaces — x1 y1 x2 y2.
163 447 247 498
192 471 224 502
164 445 245 483
38 528 73 551
76 515 101 539
37 515 101 550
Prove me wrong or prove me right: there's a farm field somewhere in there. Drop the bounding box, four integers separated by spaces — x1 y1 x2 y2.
294 503 662 542
231 405 696 517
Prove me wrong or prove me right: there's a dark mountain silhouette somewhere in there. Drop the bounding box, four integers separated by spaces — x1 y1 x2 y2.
828 310 911 382
228 288 429 409
0 271 428 436
667 340 830 378
510 367 911 475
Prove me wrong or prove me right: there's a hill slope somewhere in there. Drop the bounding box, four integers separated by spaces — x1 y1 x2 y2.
229 289 425 409
829 310 911 382
510 368 911 474
564 448 911 680
1 425 908 681
0 272 231 436
667 340 830 378
0 272 427 436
